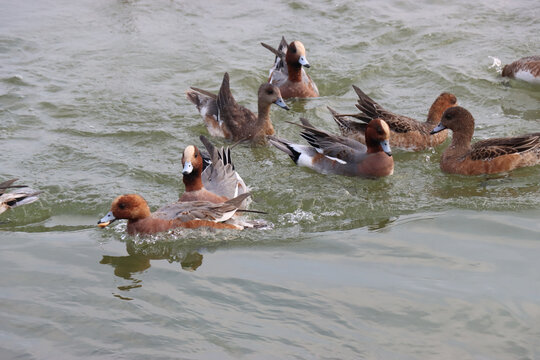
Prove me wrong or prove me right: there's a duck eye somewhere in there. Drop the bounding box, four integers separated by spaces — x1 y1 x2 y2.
118 203 126 210
267 89 273 95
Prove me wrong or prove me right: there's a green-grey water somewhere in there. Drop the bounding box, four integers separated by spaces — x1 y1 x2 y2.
1 0 539 359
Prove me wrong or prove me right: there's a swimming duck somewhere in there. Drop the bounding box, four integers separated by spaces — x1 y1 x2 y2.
180 135 249 208
186 72 289 143
430 106 540 175
330 86 457 151
97 193 251 235
0 179 40 215
261 36 319 98
268 117 393 178
501 56 540 84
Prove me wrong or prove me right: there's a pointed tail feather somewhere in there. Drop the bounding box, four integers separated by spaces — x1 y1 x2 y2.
352 85 383 119
268 135 301 164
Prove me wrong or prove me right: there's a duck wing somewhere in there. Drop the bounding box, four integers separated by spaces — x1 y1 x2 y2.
216 72 257 137
352 85 423 133
469 133 540 160
294 118 367 163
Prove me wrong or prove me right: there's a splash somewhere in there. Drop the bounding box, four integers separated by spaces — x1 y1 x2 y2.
488 56 502 72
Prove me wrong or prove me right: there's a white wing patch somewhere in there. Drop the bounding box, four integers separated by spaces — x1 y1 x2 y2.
325 155 347 164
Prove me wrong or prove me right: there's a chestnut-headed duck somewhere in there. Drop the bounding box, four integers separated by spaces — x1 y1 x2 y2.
501 56 540 84
0 179 41 215
186 72 289 144
180 135 249 208
430 106 540 175
261 36 319 99
330 86 457 151
268 117 393 178
97 193 252 235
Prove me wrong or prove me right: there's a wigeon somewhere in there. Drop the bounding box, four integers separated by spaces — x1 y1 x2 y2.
180 135 249 208
330 86 457 151
186 72 289 143
268 117 393 178
97 193 252 235
0 179 41 215
261 37 319 99
430 106 540 175
501 55 540 84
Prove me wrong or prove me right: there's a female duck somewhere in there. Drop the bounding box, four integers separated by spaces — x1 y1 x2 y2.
431 106 540 175
186 72 289 143
501 55 540 84
330 86 457 151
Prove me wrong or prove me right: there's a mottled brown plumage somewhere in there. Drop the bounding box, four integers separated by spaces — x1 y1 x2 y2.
186 72 289 143
430 106 540 175
331 86 457 151
501 55 540 83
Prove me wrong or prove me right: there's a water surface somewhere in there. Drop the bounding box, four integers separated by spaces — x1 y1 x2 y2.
1 0 539 359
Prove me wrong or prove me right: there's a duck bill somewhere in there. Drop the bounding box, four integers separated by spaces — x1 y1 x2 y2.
274 98 290 110
430 123 446 135
298 56 310 68
380 139 392 156
97 211 116 228
182 161 193 175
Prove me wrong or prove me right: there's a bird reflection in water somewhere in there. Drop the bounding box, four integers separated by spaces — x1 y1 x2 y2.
100 238 204 296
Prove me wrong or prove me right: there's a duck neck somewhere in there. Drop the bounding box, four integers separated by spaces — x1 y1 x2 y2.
183 170 203 192
287 62 303 83
366 138 382 153
448 129 473 156
257 101 274 135
426 102 445 125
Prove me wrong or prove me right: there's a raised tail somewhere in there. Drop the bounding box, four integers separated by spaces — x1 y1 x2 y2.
352 85 383 119
327 106 368 138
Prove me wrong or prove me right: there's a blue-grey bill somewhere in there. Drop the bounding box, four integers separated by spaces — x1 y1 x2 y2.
298 56 310 68
182 161 193 175
98 211 116 227
380 140 392 156
274 98 290 110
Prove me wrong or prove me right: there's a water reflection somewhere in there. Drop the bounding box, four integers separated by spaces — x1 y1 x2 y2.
100 238 204 293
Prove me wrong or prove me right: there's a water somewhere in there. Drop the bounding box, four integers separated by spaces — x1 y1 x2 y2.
1 0 539 358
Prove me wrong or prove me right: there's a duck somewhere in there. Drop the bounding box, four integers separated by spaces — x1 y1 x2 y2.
97 193 252 235
330 86 457 151
501 55 540 84
430 106 540 175
180 135 249 208
186 72 289 143
0 179 41 215
261 36 319 99
268 117 393 178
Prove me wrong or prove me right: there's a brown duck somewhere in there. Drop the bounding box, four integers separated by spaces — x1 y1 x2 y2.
186 72 289 143
430 106 540 175
330 86 457 151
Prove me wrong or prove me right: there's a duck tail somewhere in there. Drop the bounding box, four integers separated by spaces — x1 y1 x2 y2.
268 135 301 164
352 85 382 119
